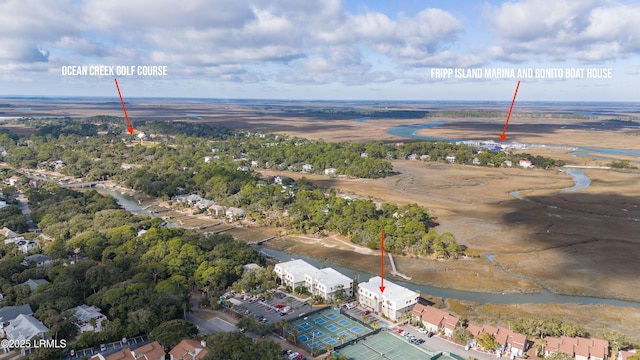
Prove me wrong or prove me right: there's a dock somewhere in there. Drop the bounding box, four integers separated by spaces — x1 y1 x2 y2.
204 226 235 235
388 253 411 281
248 236 278 245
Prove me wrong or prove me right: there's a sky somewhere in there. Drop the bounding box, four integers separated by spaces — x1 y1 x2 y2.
1 0 639 101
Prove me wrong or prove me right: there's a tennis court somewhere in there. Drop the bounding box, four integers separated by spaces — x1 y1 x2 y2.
334 331 432 360
288 307 373 354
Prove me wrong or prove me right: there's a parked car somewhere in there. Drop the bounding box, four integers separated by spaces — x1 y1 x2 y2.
363 310 371 315
417 327 427 334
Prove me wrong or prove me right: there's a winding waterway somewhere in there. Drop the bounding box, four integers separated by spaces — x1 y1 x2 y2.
100 189 640 308
386 121 640 157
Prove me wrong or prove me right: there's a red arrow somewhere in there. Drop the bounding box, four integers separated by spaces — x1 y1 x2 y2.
379 229 385 293
114 78 134 135
500 80 520 142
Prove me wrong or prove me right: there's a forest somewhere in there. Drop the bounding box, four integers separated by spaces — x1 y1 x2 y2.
0 184 269 358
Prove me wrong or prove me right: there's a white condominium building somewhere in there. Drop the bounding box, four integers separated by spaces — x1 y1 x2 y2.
358 276 419 321
274 259 319 289
304 268 353 301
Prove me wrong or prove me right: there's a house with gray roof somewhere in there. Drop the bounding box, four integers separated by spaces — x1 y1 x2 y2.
3 314 48 343
0 304 33 324
20 278 50 292
21 254 52 267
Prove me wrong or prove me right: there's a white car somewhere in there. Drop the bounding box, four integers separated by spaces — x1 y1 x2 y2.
288 352 300 360
417 328 427 334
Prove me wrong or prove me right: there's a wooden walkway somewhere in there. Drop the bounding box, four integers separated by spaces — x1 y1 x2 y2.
248 236 278 245
388 253 411 280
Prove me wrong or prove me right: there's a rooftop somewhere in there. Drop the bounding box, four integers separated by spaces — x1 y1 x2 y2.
360 276 418 302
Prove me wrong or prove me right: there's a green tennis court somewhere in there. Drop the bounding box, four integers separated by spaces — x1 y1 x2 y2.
334 331 433 360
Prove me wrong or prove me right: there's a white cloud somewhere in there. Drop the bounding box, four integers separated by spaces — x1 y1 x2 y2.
489 0 640 62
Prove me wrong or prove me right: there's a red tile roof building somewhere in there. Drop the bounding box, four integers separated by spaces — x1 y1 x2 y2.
169 339 209 360
411 304 459 336
544 336 609 360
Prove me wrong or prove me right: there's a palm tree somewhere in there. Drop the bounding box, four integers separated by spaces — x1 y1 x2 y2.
89 318 97 332
338 334 347 345
276 319 290 337
371 320 379 329
289 329 298 345
362 315 369 324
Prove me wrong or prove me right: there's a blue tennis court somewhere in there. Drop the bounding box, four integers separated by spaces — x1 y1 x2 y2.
287 307 374 355
324 337 337 345
326 324 339 332
325 313 339 320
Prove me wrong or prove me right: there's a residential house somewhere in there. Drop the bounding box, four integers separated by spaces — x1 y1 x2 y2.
0 227 18 239
490 327 528 357
274 259 319 289
504 160 513 167
473 157 481 165
0 200 6 209
195 199 216 210
175 194 202 205
52 160 66 170
237 165 249 172
7 176 20 186
301 164 313 172
519 159 533 168
251 161 259 168
618 350 637 360
72 304 107 333
304 268 353 301
209 205 226 217
407 154 417 160
169 339 209 360
360 152 368 158
358 276 419 322
411 304 459 337
16 240 38 254
544 336 609 360
324 168 337 176
20 278 50 292
242 263 261 272
3 314 48 344
225 207 245 221
4 236 26 246
445 156 456 163
0 304 33 326
466 323 483 337
21 254 53 267
203 156 212 163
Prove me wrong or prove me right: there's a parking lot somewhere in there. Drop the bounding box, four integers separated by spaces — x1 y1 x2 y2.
340 303 392 329
228 290 311 325
396 324 498 360
58 335 149 360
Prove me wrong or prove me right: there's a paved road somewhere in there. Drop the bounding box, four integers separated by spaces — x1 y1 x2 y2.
16 193 38 231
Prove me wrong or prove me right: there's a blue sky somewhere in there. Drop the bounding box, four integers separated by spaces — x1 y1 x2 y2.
1 0 638 101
